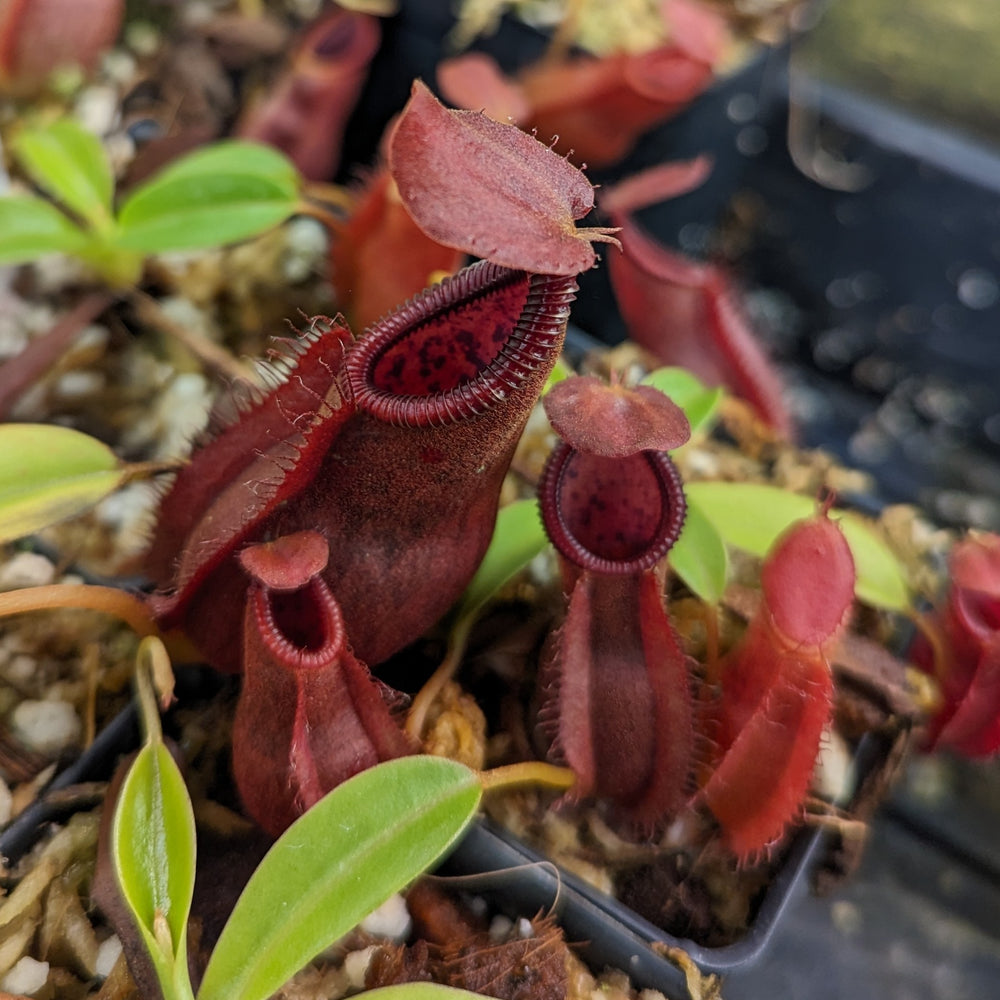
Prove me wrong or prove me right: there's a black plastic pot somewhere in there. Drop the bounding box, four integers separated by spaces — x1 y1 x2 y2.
445 819 824 996
440 730 896 999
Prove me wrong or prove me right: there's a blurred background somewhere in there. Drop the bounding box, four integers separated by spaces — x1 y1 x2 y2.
703 3 1000 995
563 0 1000 534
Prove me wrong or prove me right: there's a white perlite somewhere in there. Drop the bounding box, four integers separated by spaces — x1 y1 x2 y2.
0 776 12 826
0 552 57 591
1 956 50 996
342 946 377 990
9 699 83 756
359 893 411 942
95 937 123 980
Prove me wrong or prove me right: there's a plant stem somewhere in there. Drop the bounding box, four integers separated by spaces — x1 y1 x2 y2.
0 583 159 636
479 761 576 794
406 615 473 740
119 458 186 487
910 609 948 684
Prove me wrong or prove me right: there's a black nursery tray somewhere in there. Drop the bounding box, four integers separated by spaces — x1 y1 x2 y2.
440 729 894 1000
444 818 824 996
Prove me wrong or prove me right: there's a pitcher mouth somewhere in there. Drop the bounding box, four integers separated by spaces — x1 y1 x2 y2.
539 442 686 575
345 260 576 428
251 574 345 671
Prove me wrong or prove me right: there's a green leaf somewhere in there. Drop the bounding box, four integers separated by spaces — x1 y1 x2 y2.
837 516 913 613
109 638 196 1000
12 119 114 231
199 756 482 1000
453 499 549 622
0 425 129 542
684 482 912 611
114 171 299 253
669 498 729 605
685 482 814 556
640 366 706 404
111 740 197 968
0 196 88 263
112 141 301 254
641 366 724 436
680 386 724 436
138 141 300 194
365 986 495 1000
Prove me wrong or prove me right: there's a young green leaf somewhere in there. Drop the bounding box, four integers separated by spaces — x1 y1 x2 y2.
114 171 300 253
111 638 198 1000
198 756 482 1000
0 196 88 263
453 498 550 623
112 742 197 961
112 140 301 254
0 424 131 542
640 366 706 406
669 498 728 605
684 481 912 611
139 140 300 196
641 366 724 436
364 986 498 1000
12 119 114 231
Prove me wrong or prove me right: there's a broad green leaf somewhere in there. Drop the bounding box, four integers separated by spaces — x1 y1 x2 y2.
641 366 724 435
669 498 728 605
114 171 299 253
12 119 114 231
684 482 815 556
684 482 912 611
0 425 129 542
140 140 300 196
641 366 707 404
199 756 482 1000
111 739 197 966
0 196 87 263
837 516 913 613
454 499 549 622
365 986 497 1000
679 386 724 436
